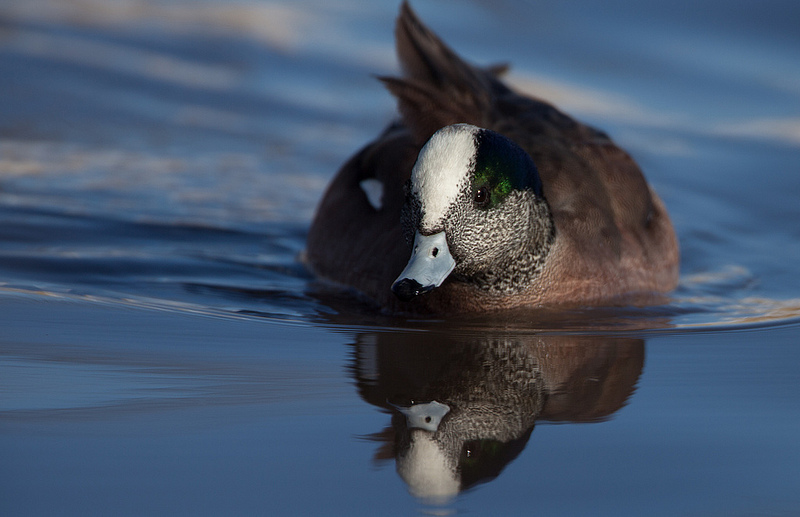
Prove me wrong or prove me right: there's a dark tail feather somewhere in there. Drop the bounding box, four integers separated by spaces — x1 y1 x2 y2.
380 2 501 144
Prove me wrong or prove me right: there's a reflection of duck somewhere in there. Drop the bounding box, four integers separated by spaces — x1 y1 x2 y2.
351 331 644 503
306 2 679 314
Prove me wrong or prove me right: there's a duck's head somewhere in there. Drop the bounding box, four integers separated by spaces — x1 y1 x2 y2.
392 124 554 302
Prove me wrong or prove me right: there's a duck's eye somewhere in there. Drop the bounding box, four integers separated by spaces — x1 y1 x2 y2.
475 186 490 208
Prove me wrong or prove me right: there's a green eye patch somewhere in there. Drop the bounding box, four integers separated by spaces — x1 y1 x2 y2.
472 129 542 208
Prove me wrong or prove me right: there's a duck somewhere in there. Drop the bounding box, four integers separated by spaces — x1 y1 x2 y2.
305 2 679 314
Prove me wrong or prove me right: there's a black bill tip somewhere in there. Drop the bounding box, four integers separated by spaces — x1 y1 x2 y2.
391 278 434 302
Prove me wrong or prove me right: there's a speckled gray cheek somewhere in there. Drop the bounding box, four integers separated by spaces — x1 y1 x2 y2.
447 188 523 268
446 182 555 294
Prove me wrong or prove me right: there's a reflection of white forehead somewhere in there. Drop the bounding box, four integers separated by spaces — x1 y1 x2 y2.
411 124 479 230
396 430 460 504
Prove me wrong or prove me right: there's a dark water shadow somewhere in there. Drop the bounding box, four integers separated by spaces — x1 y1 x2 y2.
302 282 679 333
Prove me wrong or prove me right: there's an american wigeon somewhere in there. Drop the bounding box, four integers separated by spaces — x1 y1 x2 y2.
305 2 679 313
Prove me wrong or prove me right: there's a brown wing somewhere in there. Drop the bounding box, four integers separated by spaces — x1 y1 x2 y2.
306 125 417 306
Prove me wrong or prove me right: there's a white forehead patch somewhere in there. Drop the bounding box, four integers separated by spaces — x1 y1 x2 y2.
411 124 479 231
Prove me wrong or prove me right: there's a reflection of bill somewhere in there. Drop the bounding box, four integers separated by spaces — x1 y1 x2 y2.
352 333 644 503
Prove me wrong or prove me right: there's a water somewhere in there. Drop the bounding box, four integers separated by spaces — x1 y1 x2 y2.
1 0 799 515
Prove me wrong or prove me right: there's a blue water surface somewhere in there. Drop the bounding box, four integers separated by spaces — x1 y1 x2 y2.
1 0 799 515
